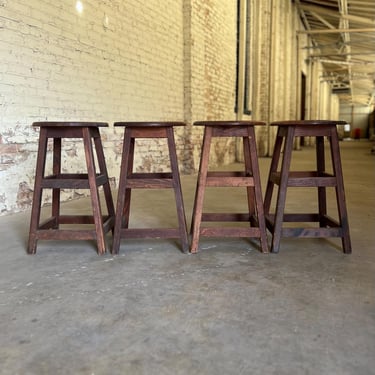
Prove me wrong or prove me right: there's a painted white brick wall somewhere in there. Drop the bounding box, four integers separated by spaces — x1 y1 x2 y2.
0 0 185 214
188 0 237 170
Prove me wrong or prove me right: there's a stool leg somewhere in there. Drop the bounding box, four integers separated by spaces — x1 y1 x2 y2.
243 135 255 217
112 131 133 254
244 127 268 253
51 137 61 228
122 136 134 229
264 129 284 217
93 131 115 225
28 128 48 254
270 127 295 253
167 127 189 253
190 127 212 253
329 128 352 253
82 128 106 255
316 135 327 226
264 126 283 245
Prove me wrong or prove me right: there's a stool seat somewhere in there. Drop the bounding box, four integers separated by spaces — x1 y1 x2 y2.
270 120 346 126
194 121 266 127
115 122 185 127
264 119 351 253
190 120 268 253
112 121 189 254
32 121 109 128
28 121 115 254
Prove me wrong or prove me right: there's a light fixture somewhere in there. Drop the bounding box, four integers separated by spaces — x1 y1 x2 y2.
76 0 83 14
103 14 109 29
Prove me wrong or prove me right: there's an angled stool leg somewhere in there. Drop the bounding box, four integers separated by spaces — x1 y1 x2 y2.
329 128 352 253
190 127 212 253
264 129 284 217
167 127 189 253
112 130 133 254
51 137 61 229
243 135 255 217
316 135 327 227
244 127 268 253
83 127 106 254
28 129 48 254
93 130 115 226
270 127 295 253
122 134 134 230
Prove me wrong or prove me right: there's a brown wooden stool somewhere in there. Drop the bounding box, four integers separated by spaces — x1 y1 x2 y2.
264 120 351 253
190 121 268 253
112 122 189 254
28 122 115 255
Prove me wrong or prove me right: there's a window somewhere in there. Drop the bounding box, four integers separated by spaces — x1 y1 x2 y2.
235 0 251 115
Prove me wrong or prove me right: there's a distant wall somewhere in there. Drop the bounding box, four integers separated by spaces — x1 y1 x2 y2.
340 105 371 138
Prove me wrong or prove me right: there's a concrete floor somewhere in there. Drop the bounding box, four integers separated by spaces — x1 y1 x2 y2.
0 140 374 375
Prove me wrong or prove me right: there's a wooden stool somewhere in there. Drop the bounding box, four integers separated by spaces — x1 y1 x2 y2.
264 120 352 253
190 121 268 253
112 122 189 254
28 122 115 255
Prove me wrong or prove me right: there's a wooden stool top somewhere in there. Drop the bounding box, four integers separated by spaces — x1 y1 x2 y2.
270 120 347 126
194 120 265 127
33 121 108 128
114 122 185 127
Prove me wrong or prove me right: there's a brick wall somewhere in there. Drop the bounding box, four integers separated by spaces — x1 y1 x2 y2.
0 0 186 214
185 0 237 170
0 0 340 215
250 0 301 155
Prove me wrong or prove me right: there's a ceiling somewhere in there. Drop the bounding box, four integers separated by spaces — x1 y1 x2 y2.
295 0 375 107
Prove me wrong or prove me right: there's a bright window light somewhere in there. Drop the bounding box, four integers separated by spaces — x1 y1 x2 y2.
76 1 83 14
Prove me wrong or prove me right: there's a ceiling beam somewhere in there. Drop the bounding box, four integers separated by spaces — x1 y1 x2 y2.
296 0 375 107
339 0 353 103
341 14 375 26
309 51 375 57
298 27 375 34
309 11 336 29
299 3 340 18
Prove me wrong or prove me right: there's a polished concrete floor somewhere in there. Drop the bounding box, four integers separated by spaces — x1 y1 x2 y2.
0 140 374 375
